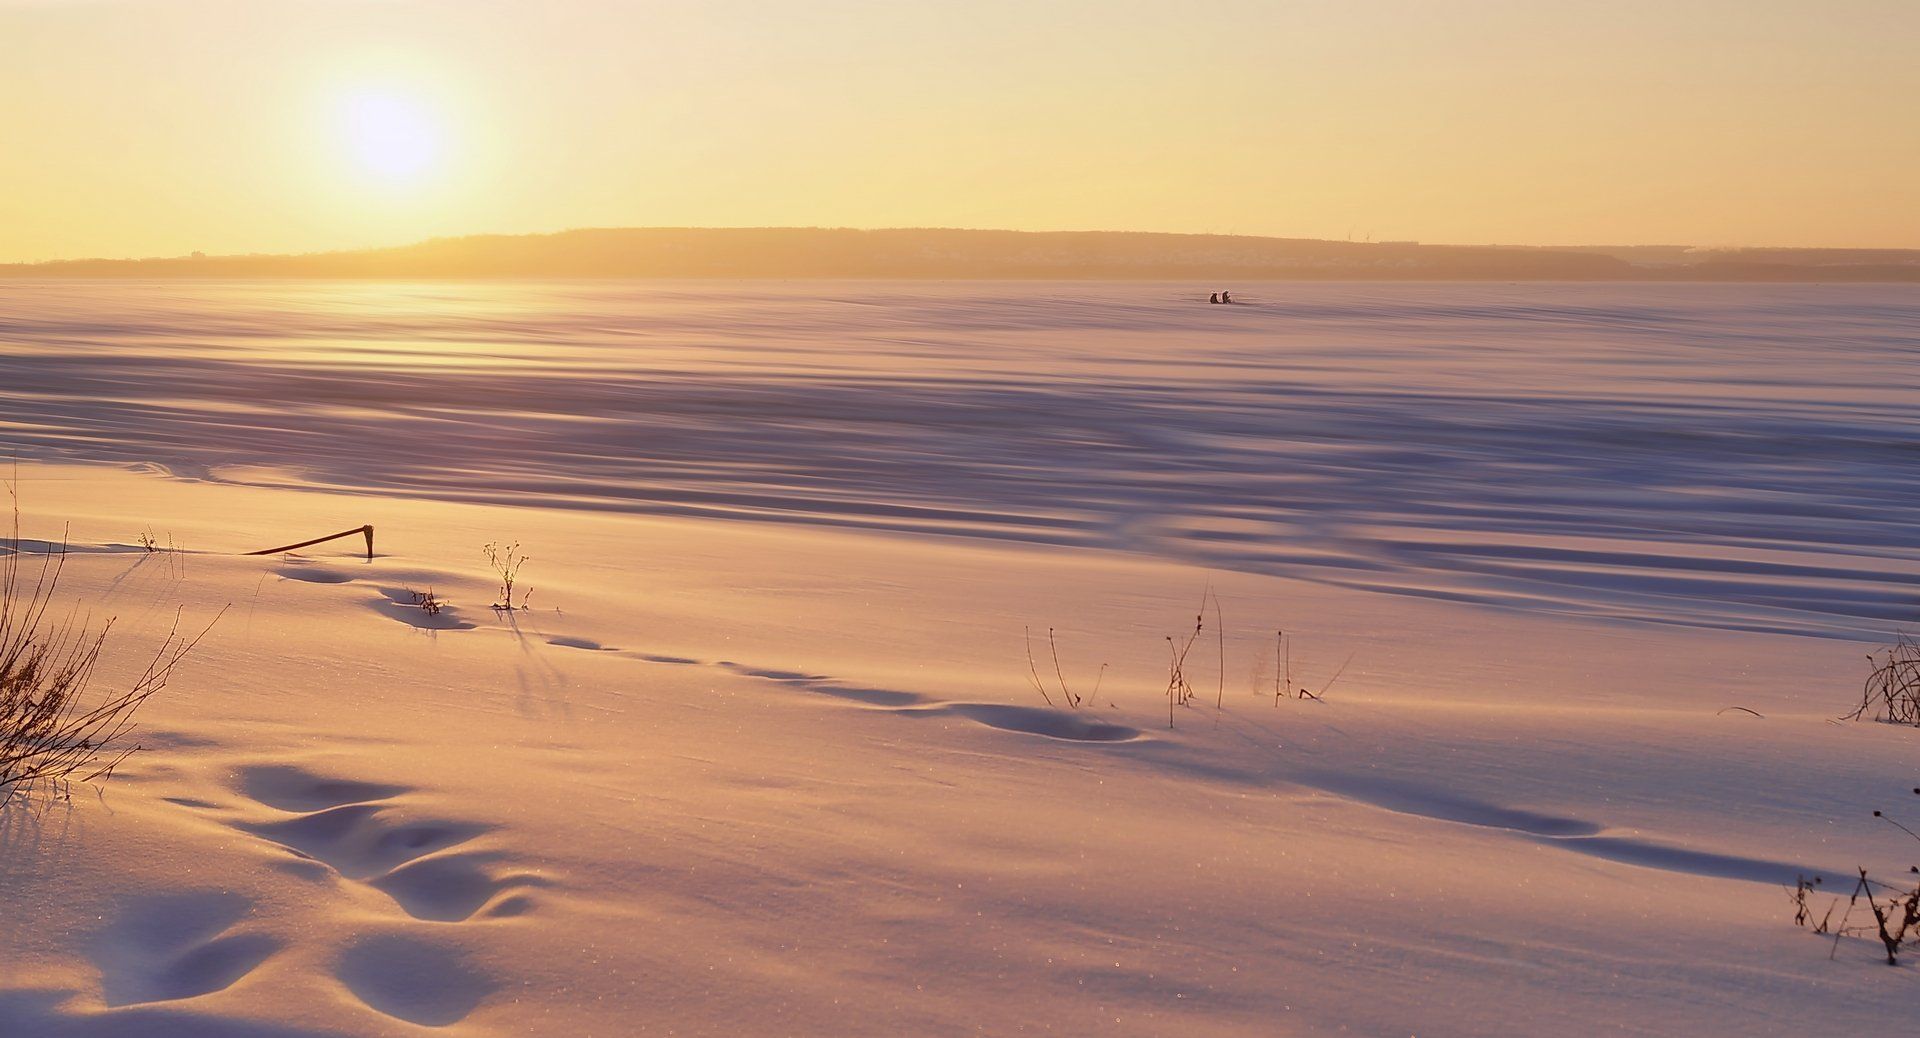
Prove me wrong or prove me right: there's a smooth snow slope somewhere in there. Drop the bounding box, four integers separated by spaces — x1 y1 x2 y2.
1 463 1916 1037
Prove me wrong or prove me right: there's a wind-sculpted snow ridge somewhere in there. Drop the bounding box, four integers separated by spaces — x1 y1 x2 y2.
2 280 1917 639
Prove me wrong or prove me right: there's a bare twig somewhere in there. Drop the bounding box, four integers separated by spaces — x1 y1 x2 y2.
246 525 374 561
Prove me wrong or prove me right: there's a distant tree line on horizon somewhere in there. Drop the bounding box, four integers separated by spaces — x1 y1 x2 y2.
6 227 1917 281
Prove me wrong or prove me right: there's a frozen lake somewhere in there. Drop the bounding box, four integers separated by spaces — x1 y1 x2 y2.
3 279 1916 638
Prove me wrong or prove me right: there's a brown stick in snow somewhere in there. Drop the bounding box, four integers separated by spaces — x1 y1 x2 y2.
245 525 374 560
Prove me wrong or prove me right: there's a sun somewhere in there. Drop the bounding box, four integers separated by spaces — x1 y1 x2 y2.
337 87 442 186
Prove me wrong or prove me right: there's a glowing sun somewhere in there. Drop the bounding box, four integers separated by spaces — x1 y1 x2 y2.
338 87 442 186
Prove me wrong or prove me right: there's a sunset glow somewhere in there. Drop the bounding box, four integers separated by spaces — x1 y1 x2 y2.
2 0 1916 262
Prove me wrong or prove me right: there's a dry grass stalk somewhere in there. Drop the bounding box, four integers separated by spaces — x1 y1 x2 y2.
1211 591 1225 710
1165 603 1203 728
1306 652 1356 701
1023 626 1106 710
1267 628 1347 703
1018 598 1352 726
1 527 214 802
1271 629 1293 705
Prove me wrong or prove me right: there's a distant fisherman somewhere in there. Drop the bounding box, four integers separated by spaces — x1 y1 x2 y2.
1221 290 1233 304
1208 292 1220 304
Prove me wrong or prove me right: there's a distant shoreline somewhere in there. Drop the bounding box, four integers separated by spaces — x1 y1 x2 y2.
8 279 1920 288
7 275 1920 284
7 227 1917 282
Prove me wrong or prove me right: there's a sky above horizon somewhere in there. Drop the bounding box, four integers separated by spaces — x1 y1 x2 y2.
3 0 1916 263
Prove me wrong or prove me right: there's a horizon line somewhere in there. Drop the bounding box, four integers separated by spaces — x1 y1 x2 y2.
10 225 1920 268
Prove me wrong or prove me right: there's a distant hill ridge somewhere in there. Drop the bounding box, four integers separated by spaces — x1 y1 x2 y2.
7 227 1918 281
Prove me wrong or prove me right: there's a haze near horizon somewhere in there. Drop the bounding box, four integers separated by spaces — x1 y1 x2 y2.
4 0 1917 264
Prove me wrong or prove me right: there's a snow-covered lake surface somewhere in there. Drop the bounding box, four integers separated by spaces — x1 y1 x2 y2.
6 282 1920 1037
5 279 1916 638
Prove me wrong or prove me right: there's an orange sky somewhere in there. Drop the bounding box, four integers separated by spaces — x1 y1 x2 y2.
3 0 1916 263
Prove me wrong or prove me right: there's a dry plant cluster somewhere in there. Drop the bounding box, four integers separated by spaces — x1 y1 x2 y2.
1795 634 1920 967
484 541 532 610
1025 589 1353 729
1843 634 1920 726
1022 627 1107 711
405 586 445 616
1789 788 1920 966
2 529 210 802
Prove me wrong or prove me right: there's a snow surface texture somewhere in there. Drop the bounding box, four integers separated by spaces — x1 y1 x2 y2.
1 281 1918 1036
2 281 1916 639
